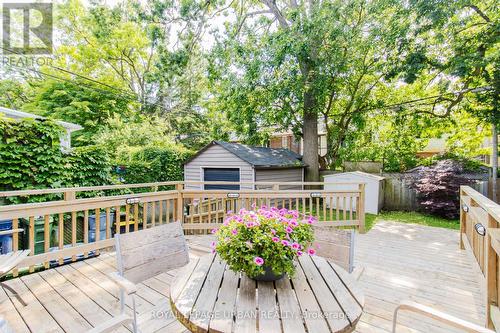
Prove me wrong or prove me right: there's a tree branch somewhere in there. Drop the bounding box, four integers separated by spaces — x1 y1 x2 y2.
464 4 491 22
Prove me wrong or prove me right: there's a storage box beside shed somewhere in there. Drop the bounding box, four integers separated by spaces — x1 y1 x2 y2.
323 171 385 214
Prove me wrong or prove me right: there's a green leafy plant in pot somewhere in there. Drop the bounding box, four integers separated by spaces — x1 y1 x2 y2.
212 206 316 281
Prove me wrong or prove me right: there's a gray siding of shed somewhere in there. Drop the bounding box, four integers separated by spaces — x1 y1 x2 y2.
255 168 304 189
184 145 254 189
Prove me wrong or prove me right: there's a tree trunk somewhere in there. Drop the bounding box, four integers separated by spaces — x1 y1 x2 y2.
303 91 319 182
492 121 498 202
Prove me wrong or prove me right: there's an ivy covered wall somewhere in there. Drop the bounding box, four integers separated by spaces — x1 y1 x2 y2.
0 116 112 203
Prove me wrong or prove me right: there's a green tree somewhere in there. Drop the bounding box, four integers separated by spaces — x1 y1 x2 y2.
23 79 133 146
401 0 498 198
208 0 411 180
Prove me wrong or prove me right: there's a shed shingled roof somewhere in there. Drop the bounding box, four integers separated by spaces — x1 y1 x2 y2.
185 141 306 169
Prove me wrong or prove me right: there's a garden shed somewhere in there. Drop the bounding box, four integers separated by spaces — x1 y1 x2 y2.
324 171 385 214
184 141 305 190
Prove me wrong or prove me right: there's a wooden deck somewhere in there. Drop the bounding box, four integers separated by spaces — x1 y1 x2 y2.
0 221 485 333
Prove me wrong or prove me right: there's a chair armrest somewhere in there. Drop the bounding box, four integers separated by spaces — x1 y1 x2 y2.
86 313 133 333
107 272 137 295
351 265 364 281
393 300 494 333
0 229 24 236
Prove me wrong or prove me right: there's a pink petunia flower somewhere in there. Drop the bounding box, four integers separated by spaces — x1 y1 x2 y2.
285 226 293 233
297 250 303 256
254 257 264 266
211 228 218 234
272 237 280 243
291 242 301 250
307 248 316 255
270 229 276 235
281 240 290 247
231 229 238 235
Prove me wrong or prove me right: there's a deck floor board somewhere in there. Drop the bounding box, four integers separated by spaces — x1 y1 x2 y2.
0 221 486 332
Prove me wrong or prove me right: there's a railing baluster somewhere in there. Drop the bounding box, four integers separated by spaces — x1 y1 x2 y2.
134 203 139 231
71 211 77 261
125 204 130 232
95 208 101 255
105 207 111 240
58 213 64 265
151 202 156 227
343 197 347 221
336 197 340 221
44 214 50 268
29 216 35 273
142 203 148 228
349 196 353 221
316 197 320 220
83 210 89 258
12 217 19 277
115 206 120 235
158 201 163 225
207 198 212 223
166 200 171 223
329 196 333 222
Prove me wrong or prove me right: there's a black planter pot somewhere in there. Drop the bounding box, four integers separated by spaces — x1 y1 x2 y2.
250 266 285 282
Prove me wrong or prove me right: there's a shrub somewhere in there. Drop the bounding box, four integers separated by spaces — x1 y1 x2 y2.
214 206 316 278
119 145 192 184
418 152 486 173
405 160 473 219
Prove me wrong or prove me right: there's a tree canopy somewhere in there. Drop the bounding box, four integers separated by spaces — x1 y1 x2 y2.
0 0 497 178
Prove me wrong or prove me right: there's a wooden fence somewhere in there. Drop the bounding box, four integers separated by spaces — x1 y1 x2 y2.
384 173 489 211
460 186 500 329
0 181 365 276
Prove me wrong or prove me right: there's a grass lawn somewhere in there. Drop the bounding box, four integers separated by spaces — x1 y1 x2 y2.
365 211 460 232
296 202 459 232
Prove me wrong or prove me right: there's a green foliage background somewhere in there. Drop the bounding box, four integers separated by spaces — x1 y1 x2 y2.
119 146 191 184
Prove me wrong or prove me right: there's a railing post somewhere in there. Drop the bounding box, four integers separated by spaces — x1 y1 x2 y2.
358 184 366 234
176 183 184 224
64 190 76 201
460 187 465 250
486 214 498 329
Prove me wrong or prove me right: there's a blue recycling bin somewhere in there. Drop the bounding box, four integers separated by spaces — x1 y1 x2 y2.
88 213 114 242
0 219 13 254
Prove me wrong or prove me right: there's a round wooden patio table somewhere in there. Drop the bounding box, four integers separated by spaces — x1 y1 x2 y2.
170 253 364 333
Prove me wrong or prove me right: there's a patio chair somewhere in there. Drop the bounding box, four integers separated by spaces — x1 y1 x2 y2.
392 300 494 333
0 228 30 306
313 226 363 278
88 222 190 333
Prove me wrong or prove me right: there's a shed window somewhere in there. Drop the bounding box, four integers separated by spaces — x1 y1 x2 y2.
203 168 240 190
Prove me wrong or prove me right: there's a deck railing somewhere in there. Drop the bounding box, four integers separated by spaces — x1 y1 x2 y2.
0 181 365 276
460 186 500 329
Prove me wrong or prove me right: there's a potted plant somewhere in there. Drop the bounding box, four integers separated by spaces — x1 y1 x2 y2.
212 206 316 281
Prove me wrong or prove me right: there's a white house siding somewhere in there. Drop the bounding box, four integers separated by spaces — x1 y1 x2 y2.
255 168 304 190
184 145 254 189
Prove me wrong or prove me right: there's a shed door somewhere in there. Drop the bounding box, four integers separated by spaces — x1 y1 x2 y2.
203 168 240 190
